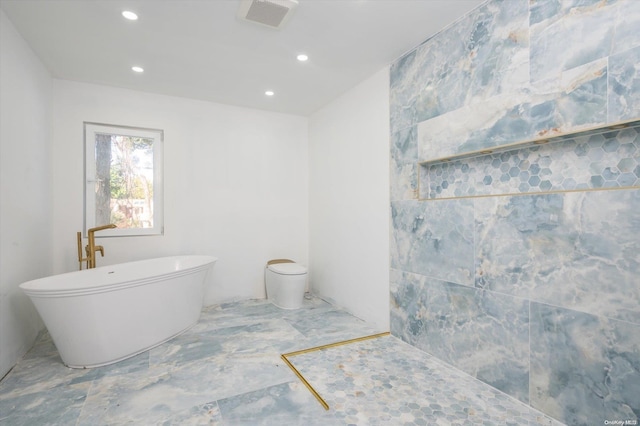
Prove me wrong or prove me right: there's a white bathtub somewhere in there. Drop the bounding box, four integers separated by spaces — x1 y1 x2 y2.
20 255 216 368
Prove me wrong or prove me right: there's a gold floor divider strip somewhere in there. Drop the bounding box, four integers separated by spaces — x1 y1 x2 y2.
280 332 390 411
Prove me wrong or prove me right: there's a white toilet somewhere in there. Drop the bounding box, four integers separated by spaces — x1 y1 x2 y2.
265 259 307 309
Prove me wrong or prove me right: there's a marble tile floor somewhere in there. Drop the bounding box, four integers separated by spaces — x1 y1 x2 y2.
0 297 564 425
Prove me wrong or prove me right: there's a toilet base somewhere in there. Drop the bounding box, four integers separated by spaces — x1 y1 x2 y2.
265 268 307 310
270 300 302 310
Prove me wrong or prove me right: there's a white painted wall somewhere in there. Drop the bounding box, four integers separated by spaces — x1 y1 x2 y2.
308 68 390 331
0 9 53 379
52 81 309 305
2 11 390 378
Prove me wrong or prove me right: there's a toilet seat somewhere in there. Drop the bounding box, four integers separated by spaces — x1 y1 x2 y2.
267 262 306 275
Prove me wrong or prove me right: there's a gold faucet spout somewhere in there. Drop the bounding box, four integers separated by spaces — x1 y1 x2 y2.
88 224 118 233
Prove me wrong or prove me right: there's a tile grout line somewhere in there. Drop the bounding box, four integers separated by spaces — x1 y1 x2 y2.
280 332 391 411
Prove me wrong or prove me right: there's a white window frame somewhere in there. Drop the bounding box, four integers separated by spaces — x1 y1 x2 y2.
84 122 164 237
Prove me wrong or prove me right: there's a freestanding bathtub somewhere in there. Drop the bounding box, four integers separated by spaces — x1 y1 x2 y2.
20 255 216 368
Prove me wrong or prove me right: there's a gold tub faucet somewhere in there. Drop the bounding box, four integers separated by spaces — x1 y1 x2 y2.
77 224 117 270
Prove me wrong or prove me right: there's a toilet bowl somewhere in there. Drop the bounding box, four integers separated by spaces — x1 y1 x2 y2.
265 259 307 309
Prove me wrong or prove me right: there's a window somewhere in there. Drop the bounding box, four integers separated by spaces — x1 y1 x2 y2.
84 122 163 237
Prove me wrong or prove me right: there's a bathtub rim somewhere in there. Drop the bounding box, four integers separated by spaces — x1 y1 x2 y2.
20 255 217 298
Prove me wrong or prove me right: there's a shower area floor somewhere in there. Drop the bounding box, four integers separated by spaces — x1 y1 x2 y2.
0 297 564 425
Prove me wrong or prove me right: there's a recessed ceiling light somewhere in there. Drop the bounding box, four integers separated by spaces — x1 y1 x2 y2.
122 11 138 20
296 54 309 62
265 90 275 96
132 66 144 73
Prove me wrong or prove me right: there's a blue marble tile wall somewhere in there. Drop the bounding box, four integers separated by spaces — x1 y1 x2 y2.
389 1 640 425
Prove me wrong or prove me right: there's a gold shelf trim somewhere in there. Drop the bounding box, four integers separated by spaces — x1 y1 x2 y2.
415 185 640 202
280 331 391 411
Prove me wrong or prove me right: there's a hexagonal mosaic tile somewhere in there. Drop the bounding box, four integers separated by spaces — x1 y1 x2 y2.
420 124 640 199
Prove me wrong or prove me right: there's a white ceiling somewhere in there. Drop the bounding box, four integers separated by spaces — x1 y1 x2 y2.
1 0 484 116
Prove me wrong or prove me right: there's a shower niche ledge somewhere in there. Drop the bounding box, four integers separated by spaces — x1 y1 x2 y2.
418 119 640 200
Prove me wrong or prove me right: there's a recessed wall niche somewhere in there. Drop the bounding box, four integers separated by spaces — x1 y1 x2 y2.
419 120 640 200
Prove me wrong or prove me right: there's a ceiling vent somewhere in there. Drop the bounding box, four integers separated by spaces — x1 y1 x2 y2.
237 0 299 29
